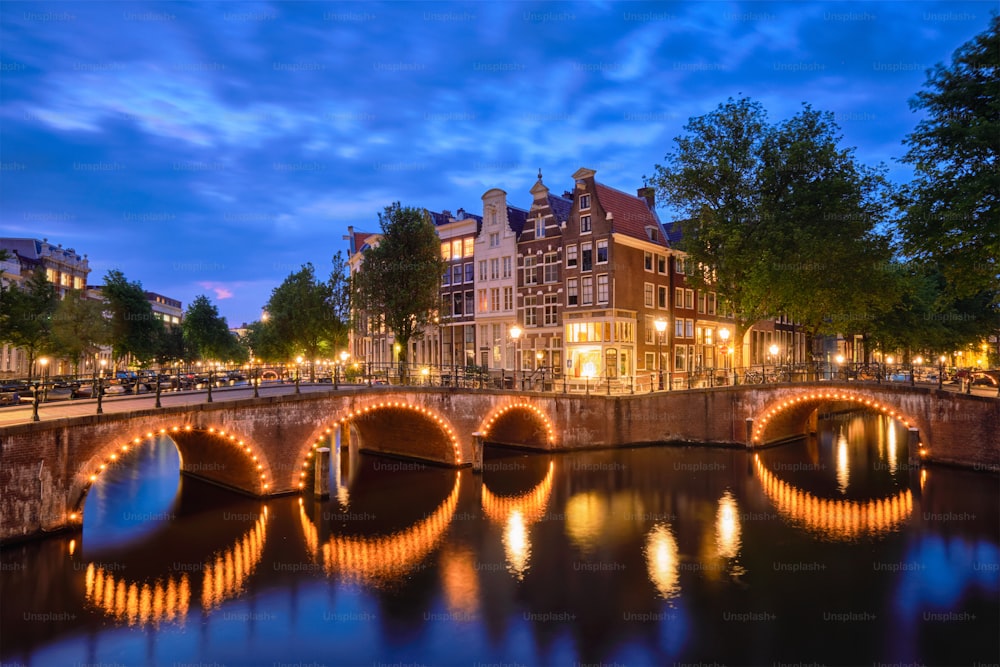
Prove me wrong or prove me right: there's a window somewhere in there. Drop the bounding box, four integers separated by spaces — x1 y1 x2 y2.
579 194 590 210
582 243 593 271
544 294 558 326
452 239 462 259
490 258 499 280
443 269 451 286
503 287 513 310
658 285 668 309
490 210 498 226
644 316 654 343
464 262 474 283
567 278 578 306
644 252 653 272
582 276 593 305
644 283 654 308
491 288 500 311
597 239 608 264
657 255 667 274
674 345 687 371
524 255 538 285
708 292 717 315
452 265 462 284
478 289 488 313
463 238 474 257
524 296 537 326
675 287 684 307
441 242 451 261
453 292 463 316
580 214 591 233
489 232 500 248
465 291 475 316
697 291 706 314
543 252 558 283
502 256 512 278
685 289 694 309
675 319 684 338
535 216 545 238
674 257 684 274
597 274 609 303
644 352 655 370
478 260 487 282
686 318 694 338
566 245 578 268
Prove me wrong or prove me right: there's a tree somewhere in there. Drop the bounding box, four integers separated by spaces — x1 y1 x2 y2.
183 295 236 361
653 98 893 366
262 262 347 379
0 268 58 380
352 202 445 380
897 14 999 304
48 289 110 374
102 269 161 367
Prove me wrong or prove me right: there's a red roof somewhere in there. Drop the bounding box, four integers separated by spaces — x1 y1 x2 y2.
594 183 667 247
352 231 378 253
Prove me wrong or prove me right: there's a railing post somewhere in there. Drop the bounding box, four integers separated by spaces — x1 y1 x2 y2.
31 382 41 422
96 377 103 415
253 367 259 398
207 370 213 403
155 376 162 408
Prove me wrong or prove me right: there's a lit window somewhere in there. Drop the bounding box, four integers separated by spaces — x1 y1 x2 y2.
463 238 474 257
441 243 451 261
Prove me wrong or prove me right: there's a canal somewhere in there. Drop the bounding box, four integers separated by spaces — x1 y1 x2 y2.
1 411 997 666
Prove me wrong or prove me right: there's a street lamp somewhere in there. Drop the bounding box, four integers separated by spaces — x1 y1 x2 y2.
654 319 667 390
39 357 49 402
295 355 303 394
509 325 522 391
768 343 779 364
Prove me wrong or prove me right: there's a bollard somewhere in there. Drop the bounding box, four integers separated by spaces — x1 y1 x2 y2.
96 378 104 415
314 447 331 499
155 378 162 408
471 432 484 474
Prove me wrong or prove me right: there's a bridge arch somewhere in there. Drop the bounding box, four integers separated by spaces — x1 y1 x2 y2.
478 400 556 449
752 388 926 455
70 422 275 522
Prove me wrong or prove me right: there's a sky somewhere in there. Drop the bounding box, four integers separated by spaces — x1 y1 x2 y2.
1 1 993 326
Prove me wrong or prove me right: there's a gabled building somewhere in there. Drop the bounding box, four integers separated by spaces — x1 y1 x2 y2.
345 227 384 366
434 208 482 368
474 188 527 373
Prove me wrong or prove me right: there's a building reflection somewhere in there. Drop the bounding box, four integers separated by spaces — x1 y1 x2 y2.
755 455 913 540
481 461 554 580
83 507 268 623
715 490 741 560
644 523 680 600
299 473 461 585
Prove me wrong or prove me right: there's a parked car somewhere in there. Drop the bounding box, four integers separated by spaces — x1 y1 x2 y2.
0 388 20 406
971 370 999 387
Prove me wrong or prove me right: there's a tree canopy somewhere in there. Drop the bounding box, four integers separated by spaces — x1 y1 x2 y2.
182 294 242 362
0 268 58 380
102 269 162 367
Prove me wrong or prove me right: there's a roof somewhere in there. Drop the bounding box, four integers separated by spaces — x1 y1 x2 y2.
506 205 528 235
548 194 572 224
664 220 685 246
352 231 378 254
593 183 668 247
0 238 42 259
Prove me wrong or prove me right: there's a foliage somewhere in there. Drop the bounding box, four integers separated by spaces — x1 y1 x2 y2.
0 268 58 380
102 269 162 367
352 203 445 378
182 294 242 361
48 289 110 373
897 14 999 305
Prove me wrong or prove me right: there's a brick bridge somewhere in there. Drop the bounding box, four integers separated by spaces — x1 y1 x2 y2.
1 383 996 543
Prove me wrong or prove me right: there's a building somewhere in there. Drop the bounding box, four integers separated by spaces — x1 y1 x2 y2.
474 188 527 374
345 227 383 366
434 208 482 369
146 292 183 328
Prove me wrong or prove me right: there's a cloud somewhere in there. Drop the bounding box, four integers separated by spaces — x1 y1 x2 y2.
198 282 235 300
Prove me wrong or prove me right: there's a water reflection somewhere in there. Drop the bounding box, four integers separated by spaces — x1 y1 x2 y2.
481 460 554 580
836 428 850 494
644 523 680 600
565 492 606 555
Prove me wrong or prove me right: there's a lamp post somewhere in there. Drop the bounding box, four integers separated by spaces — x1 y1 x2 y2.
39 357 49 402
251 357 259 398
536 351 545 391
718 327 731 386
835 354 844 381
938 355 945 390
654 319 667 390
295 355 303 394
509 325 522 391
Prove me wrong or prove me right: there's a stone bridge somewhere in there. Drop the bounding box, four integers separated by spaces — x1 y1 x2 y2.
1 383 996 543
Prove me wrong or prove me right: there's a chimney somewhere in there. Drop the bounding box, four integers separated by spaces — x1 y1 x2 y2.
637 186 655 209
457 208 466 219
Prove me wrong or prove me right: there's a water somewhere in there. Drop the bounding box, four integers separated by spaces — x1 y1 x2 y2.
2 411 997 667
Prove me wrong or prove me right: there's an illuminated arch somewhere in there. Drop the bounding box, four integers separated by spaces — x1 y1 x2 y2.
754 455 913 541
478 401 556 447
753 389 922 455
295 402 463 489
299 473 461 584
70 425 274 526
83 507 268 624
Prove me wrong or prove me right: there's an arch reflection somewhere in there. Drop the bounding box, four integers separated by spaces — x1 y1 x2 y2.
644 523 680 600
300 473 461 585
755 456 913 541
83 508 269 624
481 461 554 580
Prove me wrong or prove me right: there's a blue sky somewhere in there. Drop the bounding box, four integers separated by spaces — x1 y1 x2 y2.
1 1 993 325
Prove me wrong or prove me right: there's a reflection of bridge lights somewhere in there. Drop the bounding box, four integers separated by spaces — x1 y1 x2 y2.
836 430 850 494
754 391 914 444
644 524 680 600
480 402 556 445
715 490 741 560
754 456 913 541
503 509 530 580
78 425 270 523
565 492 606 554
300 474 461 585
83 508 268 624
887 422 897 475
